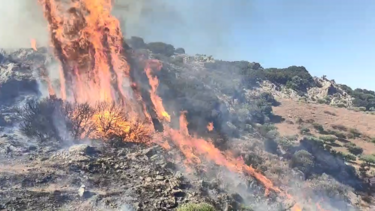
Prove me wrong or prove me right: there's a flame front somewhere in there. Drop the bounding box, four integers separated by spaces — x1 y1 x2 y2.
37 0 313 209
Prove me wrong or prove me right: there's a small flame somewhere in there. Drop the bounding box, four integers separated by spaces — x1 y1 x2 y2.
31 39 37 51
207 122 214 131
291 204 302 211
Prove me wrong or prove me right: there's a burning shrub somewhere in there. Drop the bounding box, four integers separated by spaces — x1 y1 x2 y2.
18 98 152 143
290 150 315 176
87 102 152 143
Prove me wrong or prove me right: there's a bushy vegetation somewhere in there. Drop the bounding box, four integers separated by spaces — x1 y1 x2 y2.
234 92 278 125
348 128 361 138
17 97 150 143
177 203 215 211
344 143 364 155
290 150 315 175
338 85 375 111
17 97 71 142
331 124 347 131
326 129 346 139
299 126 310 135
319 135 337 144
342 153 357 162
360 154 375 165
147 42 175 57
312 123 325 133
309 174 352 203
241 65 315 92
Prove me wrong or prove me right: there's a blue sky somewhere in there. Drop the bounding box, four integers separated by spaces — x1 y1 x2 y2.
126 0 375 90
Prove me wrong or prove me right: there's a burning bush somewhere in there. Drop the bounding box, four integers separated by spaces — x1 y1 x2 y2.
18 97 152 143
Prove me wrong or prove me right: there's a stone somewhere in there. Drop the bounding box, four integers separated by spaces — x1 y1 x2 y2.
155 175 164 181
78 185 89 198
69 144 97 156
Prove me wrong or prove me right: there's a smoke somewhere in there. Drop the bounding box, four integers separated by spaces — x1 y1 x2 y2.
0 0 48 48
113 0 250 58
0 0 249 58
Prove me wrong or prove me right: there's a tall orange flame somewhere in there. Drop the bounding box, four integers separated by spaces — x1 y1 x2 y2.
36 0 316 209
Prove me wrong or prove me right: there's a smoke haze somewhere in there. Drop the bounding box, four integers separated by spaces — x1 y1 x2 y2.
0 0 250 58
0 0 48 48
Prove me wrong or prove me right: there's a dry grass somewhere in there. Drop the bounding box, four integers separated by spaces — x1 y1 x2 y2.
273 98 375 156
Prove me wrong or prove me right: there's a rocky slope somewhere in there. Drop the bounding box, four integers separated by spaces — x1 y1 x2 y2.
0 38 373 210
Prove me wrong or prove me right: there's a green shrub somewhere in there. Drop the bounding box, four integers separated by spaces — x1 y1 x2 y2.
326 129 346 139
331 124 347 131
277 136 297 153
348 128 361 138
344 143 363 155
319 135 336 144
317 99 328 104
304 136 324 148
360 155 375 165
336 103 346 108
312 123 325 133
177 203 215 211
342 153 357 162
351 88 375 111
290 150 315 175
299 126 310 134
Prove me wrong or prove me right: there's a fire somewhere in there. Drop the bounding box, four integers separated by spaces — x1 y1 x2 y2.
159 112 282 195
207 122 214 131
291 204 302 211
31 39 37 51
36 0 306 208
38 0 132 105
144 60 171 122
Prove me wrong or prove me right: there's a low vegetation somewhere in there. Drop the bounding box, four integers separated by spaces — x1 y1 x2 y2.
290 150 315 176
344 143 364 155
319 135 337 144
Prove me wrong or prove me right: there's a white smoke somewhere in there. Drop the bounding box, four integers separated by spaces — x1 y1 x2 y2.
0 0 48 48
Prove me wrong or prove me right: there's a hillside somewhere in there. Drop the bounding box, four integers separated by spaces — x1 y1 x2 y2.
0 36 374 211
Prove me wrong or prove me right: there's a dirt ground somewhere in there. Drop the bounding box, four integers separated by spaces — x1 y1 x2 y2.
273 98 375 156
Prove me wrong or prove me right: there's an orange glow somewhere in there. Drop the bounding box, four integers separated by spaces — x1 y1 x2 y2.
157 112 282 195
291 204 302 211
37 0 304 208
207 122 214 131
144 60 171 122
31 39 37 51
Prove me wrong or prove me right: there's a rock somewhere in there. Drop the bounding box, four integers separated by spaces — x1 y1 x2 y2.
142 146 158 158
78 185 89 198
155 175 164 181
68 144 98 156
